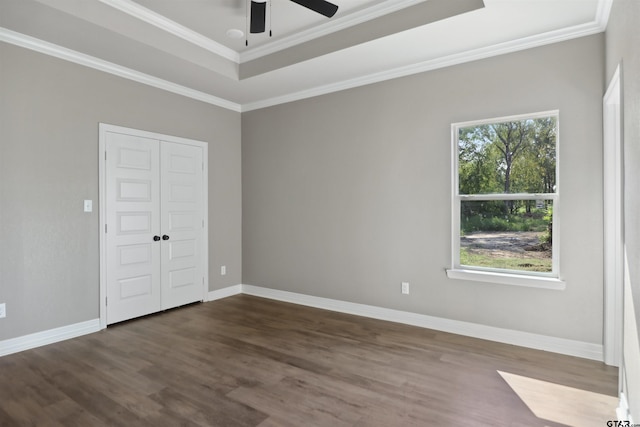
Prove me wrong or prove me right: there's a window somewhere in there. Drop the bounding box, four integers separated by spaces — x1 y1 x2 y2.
447 111 563 289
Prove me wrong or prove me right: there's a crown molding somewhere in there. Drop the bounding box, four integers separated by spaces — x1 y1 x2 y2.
98 0 240 63
595 0 614 31
240 0 424 63
96 0 426 65
242 19 606 112
2 2 609 115
0 28 241 112
90 0 612 71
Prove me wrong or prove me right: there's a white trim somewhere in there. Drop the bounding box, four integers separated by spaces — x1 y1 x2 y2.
207 285 243 302
0 285 602 361
454 109 562 128
98 123 210 327
604 64 622 102
241 21 604 111
98 124 108 330
240 284 603 361
201 143 210 310
450 110 561 281
595 0 614 31
459 193 557 202
98 0 239 63
98 0 421 64
0 319 100 357
446 269 566 290
617 392 633 422
2 18 604 114
603 64 623 367
89 0 613 70
0 28 241 112
34 0 611 71
240 0 424 62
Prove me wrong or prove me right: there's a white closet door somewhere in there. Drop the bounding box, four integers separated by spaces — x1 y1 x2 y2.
160 141 204 310
105 132 161 324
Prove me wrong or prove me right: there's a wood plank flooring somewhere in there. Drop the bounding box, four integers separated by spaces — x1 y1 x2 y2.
0 295 618 426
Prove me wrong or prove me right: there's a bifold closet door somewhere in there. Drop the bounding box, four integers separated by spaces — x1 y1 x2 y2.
105 133 205 324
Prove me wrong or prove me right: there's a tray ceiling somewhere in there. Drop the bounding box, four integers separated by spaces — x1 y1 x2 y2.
0 0 610 111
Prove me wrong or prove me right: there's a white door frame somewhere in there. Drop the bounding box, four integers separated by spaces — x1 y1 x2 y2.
98 123 209 329
603 65 623 367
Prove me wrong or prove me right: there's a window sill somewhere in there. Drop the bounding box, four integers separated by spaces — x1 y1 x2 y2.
446 268 566 290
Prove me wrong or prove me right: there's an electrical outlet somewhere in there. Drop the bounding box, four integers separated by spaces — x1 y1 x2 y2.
0 303 6 318
221 265 227 276
401 282 410 295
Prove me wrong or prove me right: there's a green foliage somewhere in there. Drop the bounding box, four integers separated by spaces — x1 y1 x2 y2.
458 116 557 196
457 116 556 272
460 248 552 272
461 207 549 234
540 205 553 245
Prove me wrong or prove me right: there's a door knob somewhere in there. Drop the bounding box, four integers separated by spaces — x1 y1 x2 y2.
153 235 161 241
162 235 170 240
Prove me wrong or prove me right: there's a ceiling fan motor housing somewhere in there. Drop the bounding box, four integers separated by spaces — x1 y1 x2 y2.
250 1 267 34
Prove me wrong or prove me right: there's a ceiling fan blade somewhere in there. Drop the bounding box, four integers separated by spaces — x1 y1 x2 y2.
290 0 338 18
250 1 266 33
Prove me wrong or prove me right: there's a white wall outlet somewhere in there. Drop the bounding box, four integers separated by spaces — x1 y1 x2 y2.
221 265 227 276
0 303 6 318
401 282 410 295
83 199 93 212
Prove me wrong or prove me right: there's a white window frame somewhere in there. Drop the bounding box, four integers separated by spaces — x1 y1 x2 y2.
446 110 565 290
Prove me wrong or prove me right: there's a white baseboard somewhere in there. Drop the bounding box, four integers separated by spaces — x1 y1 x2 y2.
239 284 604 361
1 284 604 362
207 284 243 302
0 319 101 357
0 285 241 358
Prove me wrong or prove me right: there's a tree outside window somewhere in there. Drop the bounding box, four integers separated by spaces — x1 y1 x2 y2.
453 111 558 275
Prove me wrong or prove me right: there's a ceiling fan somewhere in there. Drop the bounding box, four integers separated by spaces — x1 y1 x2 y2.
249 0 339 34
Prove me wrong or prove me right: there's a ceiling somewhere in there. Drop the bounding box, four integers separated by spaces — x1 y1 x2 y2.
0 0 611 112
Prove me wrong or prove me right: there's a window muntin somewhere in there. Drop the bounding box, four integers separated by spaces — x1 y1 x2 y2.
452 111 559 278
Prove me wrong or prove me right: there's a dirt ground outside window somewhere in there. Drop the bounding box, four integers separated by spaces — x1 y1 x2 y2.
460 231 552 272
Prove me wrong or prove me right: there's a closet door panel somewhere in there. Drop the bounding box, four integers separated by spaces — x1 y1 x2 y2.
160 141 205 309
105 132 161 324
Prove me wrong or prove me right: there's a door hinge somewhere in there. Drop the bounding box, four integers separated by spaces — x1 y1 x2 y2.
105 151 107 161
105 224 108 233
105 297 108 306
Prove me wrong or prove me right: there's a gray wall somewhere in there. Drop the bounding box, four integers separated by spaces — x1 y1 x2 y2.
606 0 640 419
243 35 605 343
0 43 242 341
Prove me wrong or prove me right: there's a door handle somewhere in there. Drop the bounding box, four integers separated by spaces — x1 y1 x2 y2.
153 235 161 241
162 235 170 241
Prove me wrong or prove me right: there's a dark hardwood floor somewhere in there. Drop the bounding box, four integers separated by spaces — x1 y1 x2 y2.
0 295 618 426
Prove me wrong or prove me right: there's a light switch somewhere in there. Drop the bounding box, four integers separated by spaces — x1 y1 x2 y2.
84 200 93 212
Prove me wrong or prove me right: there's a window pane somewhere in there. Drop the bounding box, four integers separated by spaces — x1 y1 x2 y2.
460 200 553 273
458 116 557 195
